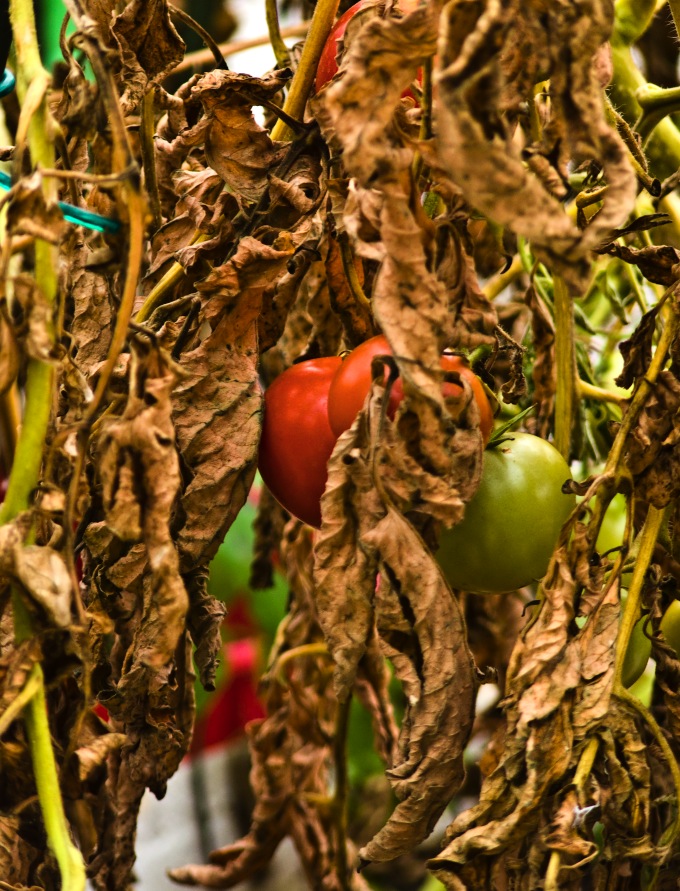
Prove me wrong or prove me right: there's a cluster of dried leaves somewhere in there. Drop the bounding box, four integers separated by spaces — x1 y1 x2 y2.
1 0 680 889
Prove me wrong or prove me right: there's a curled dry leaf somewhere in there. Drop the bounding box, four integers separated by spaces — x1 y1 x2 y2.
171 525 368 890
194 70 289 201
435 0 636 293
98 337 187 667
624 369 680 508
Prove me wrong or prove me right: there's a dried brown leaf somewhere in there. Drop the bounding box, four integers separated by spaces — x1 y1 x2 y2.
435 0 636 293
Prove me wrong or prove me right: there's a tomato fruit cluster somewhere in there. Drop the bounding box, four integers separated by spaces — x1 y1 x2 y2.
258 336 492 529
327 335 494 442
436 433 575 594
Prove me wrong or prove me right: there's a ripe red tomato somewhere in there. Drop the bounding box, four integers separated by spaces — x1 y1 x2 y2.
258 357 342 528
315 0 423 98
437 433 575 593
326 335 494 444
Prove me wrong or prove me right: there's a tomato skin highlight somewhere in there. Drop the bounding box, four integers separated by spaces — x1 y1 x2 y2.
436 433 575 594
327 335 494 444
258 357 342 529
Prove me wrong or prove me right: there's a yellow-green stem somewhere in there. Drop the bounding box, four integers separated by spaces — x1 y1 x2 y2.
553 274 576 460
3 1 85 885
24 664 86 890
270 0 340 142
266 0 290 67
613 505 664 685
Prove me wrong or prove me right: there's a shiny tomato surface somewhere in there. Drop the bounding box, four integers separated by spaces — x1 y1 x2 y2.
437 433 575 593
258 357 342 528
326 335 493 444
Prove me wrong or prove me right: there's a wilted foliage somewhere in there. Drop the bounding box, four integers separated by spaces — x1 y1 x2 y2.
1 0 680 889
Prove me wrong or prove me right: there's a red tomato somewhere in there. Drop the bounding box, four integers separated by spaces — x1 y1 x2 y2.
258 357 342 528
327 335 494 444
315 0 423 99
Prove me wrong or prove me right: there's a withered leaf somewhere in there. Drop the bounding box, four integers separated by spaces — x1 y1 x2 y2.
435 0 636 293
194 70 289 201
595 242 680 286
360 508 477 864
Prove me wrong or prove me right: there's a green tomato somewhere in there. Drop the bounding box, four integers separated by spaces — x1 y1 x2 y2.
596 493 627 556
621 614 651 688
436 433 575 594
661 600 680 658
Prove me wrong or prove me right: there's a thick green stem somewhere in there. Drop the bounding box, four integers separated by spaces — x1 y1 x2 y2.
270 0 340 141
3 1 86 887
24 665 86 890
610 42 680 181
553 275 576 460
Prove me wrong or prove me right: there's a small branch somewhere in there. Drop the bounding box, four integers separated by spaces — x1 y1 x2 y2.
483 254 523 301
271 642 330 685
169 3 228 70
266 0 290 68
167 22 311 77
636 84 680 144
135 232 208 324
553 274 576 460
578 379 627 405
333 696 352 891
613 505 664 687
140 87 162 232
270 0 341 142
0 666 42 736
338 231 371 312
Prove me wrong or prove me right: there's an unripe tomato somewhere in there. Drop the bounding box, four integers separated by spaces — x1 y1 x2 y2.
621 613 652 688
315 0 423 98
258 357 342 528
661 600 680 658
436 433 575 594
327 335 494 444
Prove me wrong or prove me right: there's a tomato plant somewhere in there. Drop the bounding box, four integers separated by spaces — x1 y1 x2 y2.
436 433 575 593
315 0 423 98
327 334 494 443
258 357 342 528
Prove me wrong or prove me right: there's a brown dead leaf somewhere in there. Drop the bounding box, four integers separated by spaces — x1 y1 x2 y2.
98 336 187 668
194 70 289 201
595 242 680 286
435 0 636 293
624 370 680 508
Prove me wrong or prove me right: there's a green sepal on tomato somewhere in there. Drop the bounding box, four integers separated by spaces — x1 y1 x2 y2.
327 334 494 444
258 356 342 529
436 433 575 594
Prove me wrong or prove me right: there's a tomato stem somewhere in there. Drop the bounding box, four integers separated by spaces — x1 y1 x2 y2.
332 695 352 890
266 0 290 67
270 0 341 142
553 274 576 460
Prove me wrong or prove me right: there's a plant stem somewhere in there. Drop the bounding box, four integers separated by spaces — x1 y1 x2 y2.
333 696 352 891
168 21 310 77
140 87 162 232
270 0 340 142
266 0 290 67
553 274 576 460
24 664 86 890
613 505 664 686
